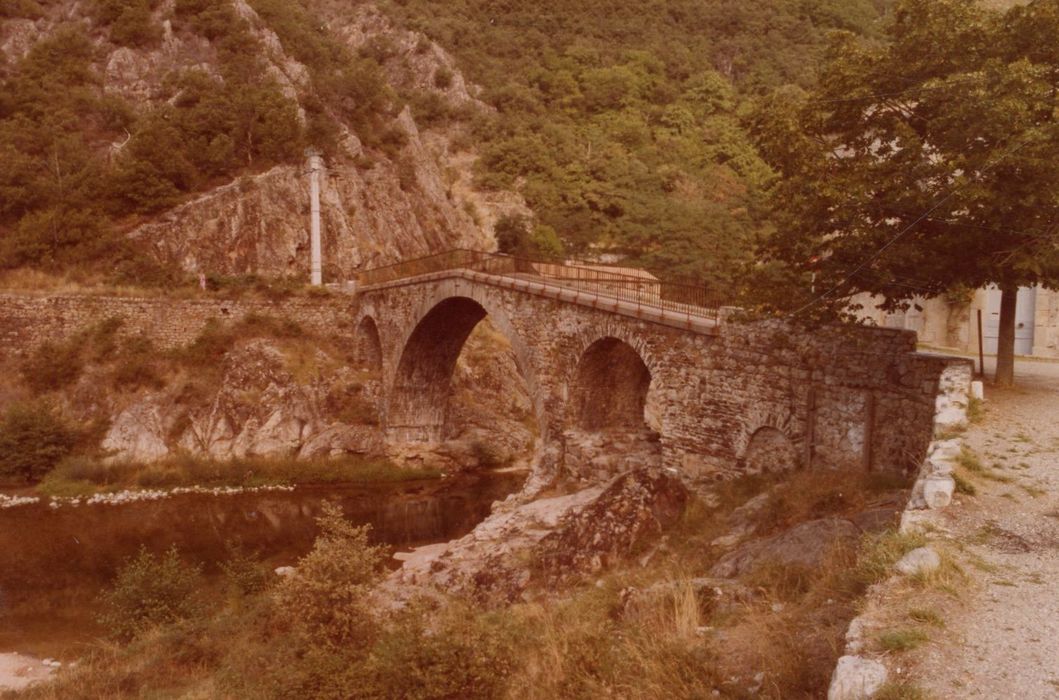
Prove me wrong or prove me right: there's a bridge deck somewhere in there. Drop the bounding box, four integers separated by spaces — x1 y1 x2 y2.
359 267 722 335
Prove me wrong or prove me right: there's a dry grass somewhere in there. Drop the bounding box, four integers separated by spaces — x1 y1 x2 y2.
15 465 921 700
875 679 932 699
877 627 930 652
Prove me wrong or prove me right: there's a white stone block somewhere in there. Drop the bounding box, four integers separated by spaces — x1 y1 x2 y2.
828 655 888 700
895 546 941 576
922 474 955 509
971 380 985 401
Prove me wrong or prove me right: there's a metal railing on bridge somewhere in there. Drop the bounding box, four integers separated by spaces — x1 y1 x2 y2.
356 249 728 324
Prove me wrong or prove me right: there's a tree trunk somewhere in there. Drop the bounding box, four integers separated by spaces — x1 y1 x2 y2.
995 284 1018 386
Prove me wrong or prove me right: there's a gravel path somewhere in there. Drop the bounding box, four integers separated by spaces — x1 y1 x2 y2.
913 364 1059 699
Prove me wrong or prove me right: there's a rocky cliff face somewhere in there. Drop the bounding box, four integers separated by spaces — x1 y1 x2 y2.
15 314 528 470
0 1 529 279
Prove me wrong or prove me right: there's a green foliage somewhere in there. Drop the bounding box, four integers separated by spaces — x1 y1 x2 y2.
0 3 305 282
248 0 393 153
365 604 518 699
20 339 84 393
877 627 929 652
111 335 164 390
99 545 204 641
0 401 78 482
379 0 888 286
273 503 386 650
754 0 1059 336
220 542 272 597
92 0 163 47
495 213 565 259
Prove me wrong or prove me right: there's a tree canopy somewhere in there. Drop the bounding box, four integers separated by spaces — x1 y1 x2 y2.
753 0 1059 382
376 0 893 289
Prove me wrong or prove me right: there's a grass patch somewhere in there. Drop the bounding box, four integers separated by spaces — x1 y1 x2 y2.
934 425 966 441
1020 484 1046 498
876 679 932 700
907 608 944 627
877 627 929 652
908 551 967 596
853 530 927 589
37 454 439 496
966 395 984 424
979 470 1013 484
952 470 977 496
956 446 983 473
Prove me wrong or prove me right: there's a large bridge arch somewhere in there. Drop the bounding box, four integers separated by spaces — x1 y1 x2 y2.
385 290 545 446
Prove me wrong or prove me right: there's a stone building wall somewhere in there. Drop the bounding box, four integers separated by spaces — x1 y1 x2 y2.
0 292 355 356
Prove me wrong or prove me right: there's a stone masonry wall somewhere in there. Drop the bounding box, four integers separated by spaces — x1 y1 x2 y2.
0 292 355 357
357 273 969 490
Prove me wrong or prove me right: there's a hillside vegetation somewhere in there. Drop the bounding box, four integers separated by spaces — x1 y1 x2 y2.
0 0 895 291
0 0 399 285
372 0 893 285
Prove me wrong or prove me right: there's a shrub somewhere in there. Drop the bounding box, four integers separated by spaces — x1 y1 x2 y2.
112 335 165 390
273 503 386 650
99 545 204 640
366 604 518 699
0 401 78 482
433 66 454 89
21 339 84 393
220 542 271 596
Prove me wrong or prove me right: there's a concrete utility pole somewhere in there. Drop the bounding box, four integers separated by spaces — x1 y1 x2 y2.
306 147 323 286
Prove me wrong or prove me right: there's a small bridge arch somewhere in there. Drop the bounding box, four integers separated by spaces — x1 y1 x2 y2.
569 336 654 432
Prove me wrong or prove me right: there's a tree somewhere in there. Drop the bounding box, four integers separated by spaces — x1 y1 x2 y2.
753 0 1059 385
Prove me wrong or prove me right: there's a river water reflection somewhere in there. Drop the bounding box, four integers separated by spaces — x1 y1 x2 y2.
0 471 524 658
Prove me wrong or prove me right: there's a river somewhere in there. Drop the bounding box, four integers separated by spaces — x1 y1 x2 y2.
0 472 524 660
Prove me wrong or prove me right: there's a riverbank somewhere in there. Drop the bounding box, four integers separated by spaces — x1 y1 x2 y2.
0 655 55 694
0 470 526 682
0 454 443 501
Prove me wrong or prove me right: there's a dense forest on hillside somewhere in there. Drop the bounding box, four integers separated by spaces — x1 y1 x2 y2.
372 0 893 285
0 0 894 288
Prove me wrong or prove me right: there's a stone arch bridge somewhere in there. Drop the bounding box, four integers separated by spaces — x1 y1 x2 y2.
351 251 966 490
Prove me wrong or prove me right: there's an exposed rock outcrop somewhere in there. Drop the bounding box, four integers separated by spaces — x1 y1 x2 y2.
388 468 688 605
101 338 386 462
0 1 526 280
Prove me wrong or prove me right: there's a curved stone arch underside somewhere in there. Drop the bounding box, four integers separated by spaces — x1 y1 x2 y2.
386 286 544 444
569 335 654 432
566 324 662 433
737 408 802 474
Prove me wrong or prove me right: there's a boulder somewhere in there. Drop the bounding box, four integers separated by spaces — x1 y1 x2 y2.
534 469 688 588
895 547 941 576
709 518 860 579
386 468 688 604
827 655 888 700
